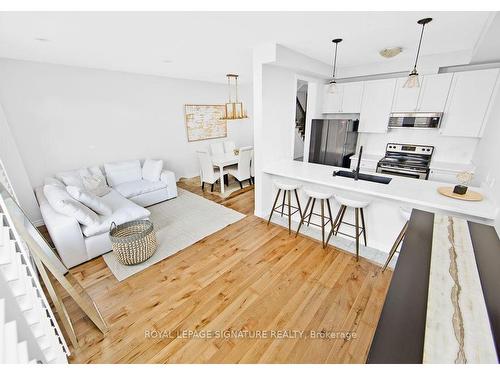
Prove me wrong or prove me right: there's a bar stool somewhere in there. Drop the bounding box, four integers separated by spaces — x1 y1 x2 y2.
326 194 371 261
267 179 303 234
382 207 412 271
295 185 335 247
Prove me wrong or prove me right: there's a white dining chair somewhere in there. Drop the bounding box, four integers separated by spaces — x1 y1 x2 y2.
250 149 255 184
226 146 253 189
209 142 225 156
223 140 236 154
197 150 227 192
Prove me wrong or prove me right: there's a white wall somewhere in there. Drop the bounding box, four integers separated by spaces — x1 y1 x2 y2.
0 103 42 222
0 58 253 188
472 91 500 234
357 130 480 163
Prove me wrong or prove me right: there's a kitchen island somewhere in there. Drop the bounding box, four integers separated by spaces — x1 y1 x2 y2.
260 159 497 256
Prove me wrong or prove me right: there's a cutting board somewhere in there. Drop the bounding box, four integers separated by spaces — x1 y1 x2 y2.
437 186 483 201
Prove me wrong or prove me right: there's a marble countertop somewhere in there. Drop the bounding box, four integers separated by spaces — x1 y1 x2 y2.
429 160 476 172
262 159 497 221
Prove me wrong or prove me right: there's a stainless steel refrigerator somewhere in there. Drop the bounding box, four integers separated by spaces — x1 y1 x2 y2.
308 119 359 167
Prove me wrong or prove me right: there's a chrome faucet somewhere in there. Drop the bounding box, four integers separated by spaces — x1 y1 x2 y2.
353 146 363 181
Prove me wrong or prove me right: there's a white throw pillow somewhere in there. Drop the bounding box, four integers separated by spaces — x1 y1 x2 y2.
44 177 65 188
66 186 112 216
142 159 163 182
55 168 91 188
104 160 142 187
43 185 100 226
82 174 111 197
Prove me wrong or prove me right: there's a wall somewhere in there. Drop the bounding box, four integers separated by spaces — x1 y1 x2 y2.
0 58 253 189
0 103 42 222
472 91 500 234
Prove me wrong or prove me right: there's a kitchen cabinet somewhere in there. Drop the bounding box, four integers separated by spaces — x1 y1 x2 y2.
358 78 396 133
391 73 452 112
322 82 363 113
440 69 500 137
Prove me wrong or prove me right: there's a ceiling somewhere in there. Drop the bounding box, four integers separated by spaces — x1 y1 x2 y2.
0 11 496 83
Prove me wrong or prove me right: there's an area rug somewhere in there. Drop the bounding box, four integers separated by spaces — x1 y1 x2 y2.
102 188 245 281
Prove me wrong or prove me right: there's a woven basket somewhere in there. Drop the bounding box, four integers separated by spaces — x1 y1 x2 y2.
109 220 158 265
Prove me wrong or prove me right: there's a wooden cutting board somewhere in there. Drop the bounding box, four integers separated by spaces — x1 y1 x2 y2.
437 186 483 201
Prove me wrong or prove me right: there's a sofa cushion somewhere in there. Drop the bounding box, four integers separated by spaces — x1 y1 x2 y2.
56 168 91 188
104 160 142 187
44 176 65 188
43 185 100 227
113 179 167 199
66 186 112 216
142 159 163 182
81 189 150 237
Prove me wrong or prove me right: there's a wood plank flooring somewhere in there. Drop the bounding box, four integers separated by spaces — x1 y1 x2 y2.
45 181 392 363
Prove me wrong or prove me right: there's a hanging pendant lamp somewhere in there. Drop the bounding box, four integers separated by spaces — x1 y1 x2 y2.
404 17 432 89
328 38 343 93
221 74 248 120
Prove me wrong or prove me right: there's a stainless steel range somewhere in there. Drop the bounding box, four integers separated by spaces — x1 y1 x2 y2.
376 143 434 179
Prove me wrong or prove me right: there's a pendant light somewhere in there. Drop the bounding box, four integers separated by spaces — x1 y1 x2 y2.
404 17 432 89
221 73 248 120
328 38 343 93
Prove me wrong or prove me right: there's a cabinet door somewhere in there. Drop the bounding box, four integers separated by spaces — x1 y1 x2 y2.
392 77 420 112
341 82 364 113
417 73 453 112
359 78 396 133
440 69 500 137
322 84 343 113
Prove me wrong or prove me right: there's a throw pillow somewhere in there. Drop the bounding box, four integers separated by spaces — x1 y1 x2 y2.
43 185 100 226
66 186 112 216
142 159 163 182
82 174 111 197
55 168 91 188
44 177 65 188
104 160 142 187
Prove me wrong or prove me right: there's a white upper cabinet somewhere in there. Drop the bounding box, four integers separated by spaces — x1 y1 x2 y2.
322 82 363 113
417 73 453 112
440 69 500 137
341 82 364 113
392 73 453 112
392 77 421 112
323 84 343 113
359 78 397 133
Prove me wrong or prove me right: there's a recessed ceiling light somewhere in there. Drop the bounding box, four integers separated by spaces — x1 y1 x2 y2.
379 47 403 58
162 59 173 63
34 37 50 42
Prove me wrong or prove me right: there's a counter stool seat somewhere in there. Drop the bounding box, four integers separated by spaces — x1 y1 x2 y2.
267 179 303 234
295 185 335 247
335 194 370 209
382 206 413 271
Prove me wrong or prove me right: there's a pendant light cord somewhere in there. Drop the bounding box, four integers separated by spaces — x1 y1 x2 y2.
332 42 338 79
413 23 426 70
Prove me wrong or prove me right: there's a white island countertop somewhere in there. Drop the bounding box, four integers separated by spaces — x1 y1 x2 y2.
262 159 497 221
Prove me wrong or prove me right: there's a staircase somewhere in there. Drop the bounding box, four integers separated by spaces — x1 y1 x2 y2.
0 162 69 364
295 97 306 141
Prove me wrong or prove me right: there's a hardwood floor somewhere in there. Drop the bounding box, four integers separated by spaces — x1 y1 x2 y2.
48 181 392 363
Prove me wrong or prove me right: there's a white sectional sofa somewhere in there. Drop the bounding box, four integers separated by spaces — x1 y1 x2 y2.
35 159 177 268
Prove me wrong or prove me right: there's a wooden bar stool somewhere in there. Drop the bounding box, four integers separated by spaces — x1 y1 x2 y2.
326 194 371 261
295 186 335 247
382 207 412 271
267 179 302 234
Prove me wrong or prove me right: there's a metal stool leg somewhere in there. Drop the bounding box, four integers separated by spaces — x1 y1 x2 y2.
294 189 303 219
307 199 316 226
355 208 360 261
325 204 345 248
360 208 367 246
320 199 325 247
287 190 292 234
324 200 335 248
334 205 347 235
267 189 282 225
382 221 408 272
280 191 287 217
295 197 312 237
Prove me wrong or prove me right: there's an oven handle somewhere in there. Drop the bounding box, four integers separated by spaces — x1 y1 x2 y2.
376 166 425 179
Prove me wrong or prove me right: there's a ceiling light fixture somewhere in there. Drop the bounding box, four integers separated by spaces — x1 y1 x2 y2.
328 38 343 93
404 17 432 89
221 74 248 120
379 47 403 59
34 37 50 42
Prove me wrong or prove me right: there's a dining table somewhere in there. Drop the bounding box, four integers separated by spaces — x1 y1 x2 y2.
211 152 239 193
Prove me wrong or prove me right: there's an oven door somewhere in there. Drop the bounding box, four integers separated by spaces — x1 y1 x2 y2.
376 165 427 179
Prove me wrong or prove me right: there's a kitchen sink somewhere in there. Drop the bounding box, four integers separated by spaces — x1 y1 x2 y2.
333 170 392 184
